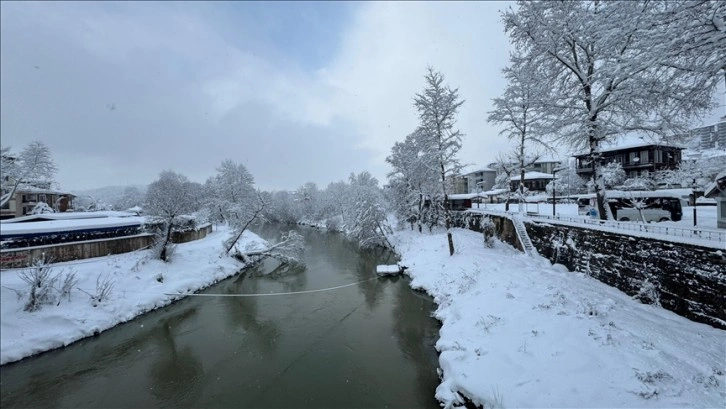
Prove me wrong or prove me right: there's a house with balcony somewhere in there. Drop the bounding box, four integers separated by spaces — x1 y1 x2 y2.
1 182 75 219
574 143 683 180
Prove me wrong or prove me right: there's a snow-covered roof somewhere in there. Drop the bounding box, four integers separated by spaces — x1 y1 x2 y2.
510 172 554 181
449 189 511 200
12 183 75 196
460 165 497 175
480 188 509 196
0 216 146 237
1 211 140 224
532 155 562 163
704 171 726 198
449 193 480 200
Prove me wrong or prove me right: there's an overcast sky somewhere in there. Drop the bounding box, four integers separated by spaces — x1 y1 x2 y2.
2 1 724 192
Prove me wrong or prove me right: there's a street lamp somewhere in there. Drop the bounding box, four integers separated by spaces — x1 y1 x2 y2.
552 167 568 217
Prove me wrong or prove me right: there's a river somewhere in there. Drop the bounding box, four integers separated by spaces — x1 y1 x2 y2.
0 225 441 408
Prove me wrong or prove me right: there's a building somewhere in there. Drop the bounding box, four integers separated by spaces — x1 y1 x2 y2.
704 171 726 229
509 172 554 192
1 183 75 219
529 157 563 175
487 155 563 175
463 167 497 193
574 143 683 179
689 120 726 151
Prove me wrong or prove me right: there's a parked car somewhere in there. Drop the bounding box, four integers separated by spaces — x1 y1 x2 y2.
614 207 672 222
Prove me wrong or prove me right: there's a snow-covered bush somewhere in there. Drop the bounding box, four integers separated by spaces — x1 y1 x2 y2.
31 202 54 215
17 257 58 312
85 274 114 307
482 217 496 248
57 270 78 304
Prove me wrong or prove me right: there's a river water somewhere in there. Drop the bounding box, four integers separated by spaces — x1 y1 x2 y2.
0 225 441 408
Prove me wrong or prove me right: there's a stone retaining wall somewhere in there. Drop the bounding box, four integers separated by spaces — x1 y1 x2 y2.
461 213 726 329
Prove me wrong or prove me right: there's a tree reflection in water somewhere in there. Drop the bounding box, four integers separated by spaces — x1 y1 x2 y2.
391 276 441 409
148 307 204 408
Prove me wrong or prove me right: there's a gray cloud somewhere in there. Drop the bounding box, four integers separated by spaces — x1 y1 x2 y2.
3 2 721 194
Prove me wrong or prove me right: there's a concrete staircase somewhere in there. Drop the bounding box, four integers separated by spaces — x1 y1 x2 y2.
511 214 538 257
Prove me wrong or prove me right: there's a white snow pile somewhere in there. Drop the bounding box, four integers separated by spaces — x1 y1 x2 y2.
392 228 725 408
0 226 266 365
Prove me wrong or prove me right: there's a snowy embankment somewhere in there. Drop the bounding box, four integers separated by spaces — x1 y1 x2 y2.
393 228 725 408
0 226 266 365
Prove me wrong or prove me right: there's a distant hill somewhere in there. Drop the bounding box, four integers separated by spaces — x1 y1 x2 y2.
72 185 147 210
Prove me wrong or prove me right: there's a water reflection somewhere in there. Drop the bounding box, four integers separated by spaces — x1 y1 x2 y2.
218 270 281 356
1 225 441 409
391 282 442 409
148 307 204 407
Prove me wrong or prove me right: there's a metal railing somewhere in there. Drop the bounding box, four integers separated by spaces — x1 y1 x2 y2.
466 209 726 245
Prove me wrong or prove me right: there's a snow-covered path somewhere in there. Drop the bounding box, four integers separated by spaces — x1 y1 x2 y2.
393 228 725 408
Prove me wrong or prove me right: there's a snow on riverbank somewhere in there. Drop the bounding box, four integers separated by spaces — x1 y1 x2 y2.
392 228 725 408
0 226 266 365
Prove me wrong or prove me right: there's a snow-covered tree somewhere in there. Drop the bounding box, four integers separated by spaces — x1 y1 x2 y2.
348 171 391 249
295 182 321 223
502 1 723 220
319 180 351 230
260 190 298 225
1 142 57 207
386 127 439 232
488 54 552 211
545 164 587 196
414 67 465 256
145 170 198 262
74 195 112 212
655 156 726 188
202 160 265 254
618 173 656 191
113 186 144 211
600 162 627 189
204 160 256 223
235 230 305 267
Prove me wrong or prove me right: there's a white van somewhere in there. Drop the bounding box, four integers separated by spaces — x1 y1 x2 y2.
615 208 671 222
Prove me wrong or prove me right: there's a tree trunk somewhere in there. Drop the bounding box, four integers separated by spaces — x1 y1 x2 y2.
417 192 424 233
519 139 526 213
160 220 174 262
440 162 455 256
589 139 614 221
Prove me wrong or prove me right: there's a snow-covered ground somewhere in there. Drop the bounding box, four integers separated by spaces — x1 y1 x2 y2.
0 226 266 365
392 228 725 408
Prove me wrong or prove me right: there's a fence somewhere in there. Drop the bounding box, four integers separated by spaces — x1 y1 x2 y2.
466 209 726 246
1 223 214 269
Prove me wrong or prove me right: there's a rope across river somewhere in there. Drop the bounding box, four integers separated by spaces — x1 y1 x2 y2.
162 276 380 298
